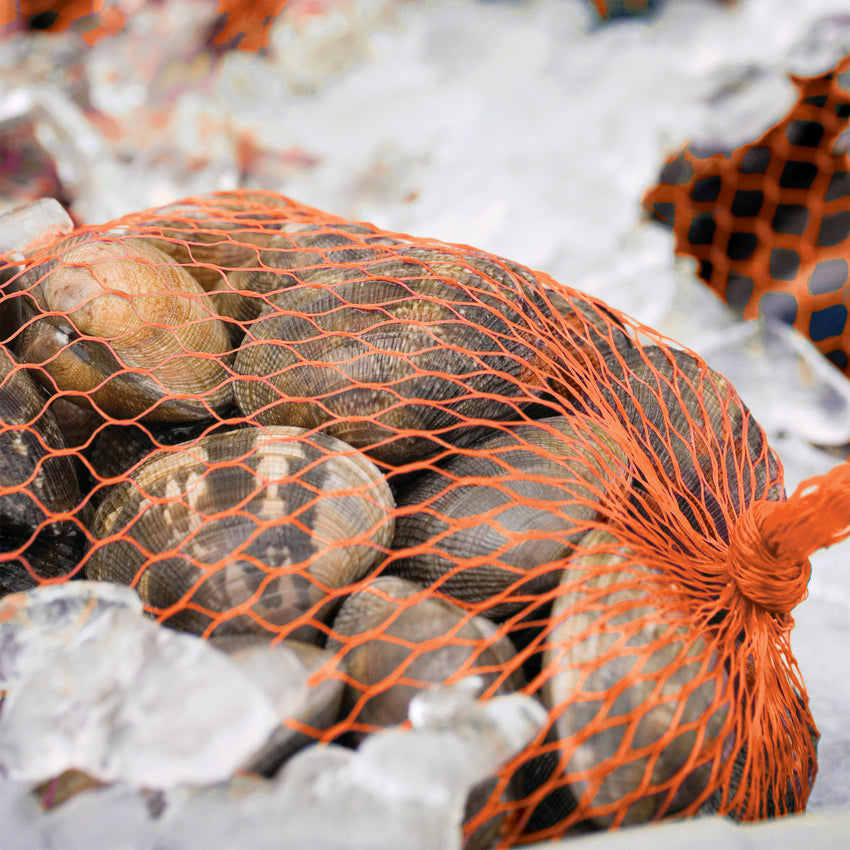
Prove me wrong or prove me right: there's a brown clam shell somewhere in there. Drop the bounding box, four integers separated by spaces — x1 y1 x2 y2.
697 694 818 821
86 426 396 640
0 348 85 593
327 575 524 849
540 528 730 828
233 250 549 465
387 417 628 619
141 220 279 292
18 238 233 422
538 286 637 410
128 192 298 291
210 223 404 344
81 418 245 508
326 576 523 741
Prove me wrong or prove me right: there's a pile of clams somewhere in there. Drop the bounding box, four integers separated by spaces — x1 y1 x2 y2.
0 196 802 843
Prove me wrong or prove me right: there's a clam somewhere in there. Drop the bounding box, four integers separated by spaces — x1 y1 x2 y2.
210 636 344 776
211 223 404 341
327 575 525 849
539 528 731 828
17 238 234 421
0 347 86 594
233 249 550 465
387 416 629 619
81 418 244 508
601 346 783 541
326 576 524 739
86 426 396 641
127 191 298 292
538 285 637 410
698 695 818 821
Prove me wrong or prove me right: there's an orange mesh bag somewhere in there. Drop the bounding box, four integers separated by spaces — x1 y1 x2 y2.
2 189 850 846
643 54 850 374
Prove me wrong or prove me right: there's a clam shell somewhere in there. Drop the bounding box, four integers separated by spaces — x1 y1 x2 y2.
81 418 245 508
211 224 404 343
233 250 548 465
697 697 818 820
540 529 730 827
127 192 298 291
86 426 396 640
326 576 523 741
18 238 233 421
539 286 637 410
602 346 783 541
0 348 85 592
327 574 524 849
388 417 628 619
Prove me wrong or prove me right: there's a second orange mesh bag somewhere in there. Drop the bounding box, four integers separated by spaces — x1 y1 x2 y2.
2 189 850 846
643 54 850 375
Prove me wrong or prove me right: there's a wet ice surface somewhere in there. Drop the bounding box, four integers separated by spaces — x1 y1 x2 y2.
0 591 547 850
0 584 279 788
2 0 850 846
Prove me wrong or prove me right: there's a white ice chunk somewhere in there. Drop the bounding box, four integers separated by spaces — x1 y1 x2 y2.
0 775 47 850
0 582 142 690
152 681 546 850
39 783 158 850
541 805 850 850
0 198 73 259
656 261 850 446
698 320 850 447
0 584 278 789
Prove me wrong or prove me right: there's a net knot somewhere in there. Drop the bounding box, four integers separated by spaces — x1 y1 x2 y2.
725 462 850 615
726 501 810 615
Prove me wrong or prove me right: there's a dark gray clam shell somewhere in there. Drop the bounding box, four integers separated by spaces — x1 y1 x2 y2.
387 416 628 619
0 348 85 593
326 575 524 741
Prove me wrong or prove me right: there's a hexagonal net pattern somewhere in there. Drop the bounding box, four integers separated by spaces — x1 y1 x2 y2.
644 54 850 375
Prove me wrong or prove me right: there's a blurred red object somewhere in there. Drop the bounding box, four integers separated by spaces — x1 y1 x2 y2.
212 0 289 52
0 117 72 214
2 1 125 42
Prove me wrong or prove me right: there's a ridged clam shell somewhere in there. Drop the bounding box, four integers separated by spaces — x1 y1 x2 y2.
327 574 524 849
233 251 548 465
81 419 244 508
86 426 396 640
18 238 233 421
540 528 730 827
138 195 292 292
388 417 628 619
0 348 85 592
211 224 404 344
601 346 783 541
326 576 523 741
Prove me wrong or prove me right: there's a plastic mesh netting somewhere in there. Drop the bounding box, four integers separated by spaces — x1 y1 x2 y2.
644 54 850 375
2 189 849 845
